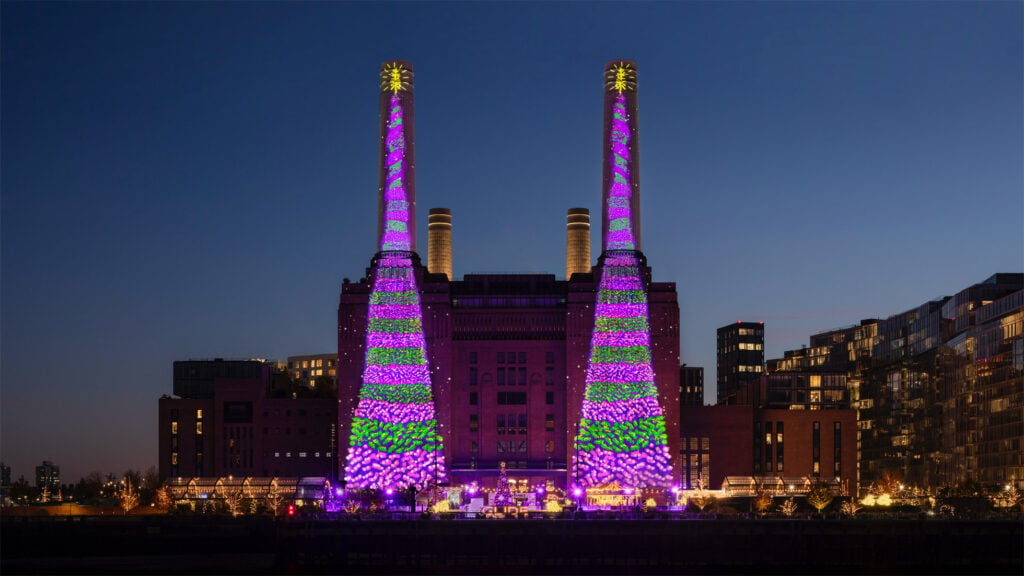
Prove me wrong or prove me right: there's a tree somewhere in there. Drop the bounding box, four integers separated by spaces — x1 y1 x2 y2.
118 478 139 515
690 477 715 513
840 499 862 518
753 481 773 516
223 487 243 517
779 497 798 518
140 466 160 505
8 476 37 504
807 483 835 516
266 480 285 516
492 462 513 508
72 472 104 504
154 484 173 510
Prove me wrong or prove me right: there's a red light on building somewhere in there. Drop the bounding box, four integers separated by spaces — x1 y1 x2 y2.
287 505 295 516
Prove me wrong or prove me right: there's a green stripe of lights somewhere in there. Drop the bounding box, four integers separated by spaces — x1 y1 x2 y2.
584 382 657 403
366 347 426 366
577 417 669 453
359 384 432 404
350 418 443 454
369 290 418 305
590 345 650 364
595 317 648 332
368 318 422 334
598 289 645 304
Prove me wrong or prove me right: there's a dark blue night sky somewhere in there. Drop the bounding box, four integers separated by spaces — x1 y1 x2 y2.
2 1 1021 481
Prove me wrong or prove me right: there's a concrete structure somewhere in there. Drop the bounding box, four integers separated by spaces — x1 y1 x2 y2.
565 208 590 279
427 208 453 280
717 321 764 404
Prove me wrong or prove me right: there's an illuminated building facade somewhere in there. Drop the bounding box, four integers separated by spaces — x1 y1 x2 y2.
766 273 1023 491
717 321 765 404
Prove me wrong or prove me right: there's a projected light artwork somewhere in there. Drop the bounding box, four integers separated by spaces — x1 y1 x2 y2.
379 92 413 253
574 61 672 488
344 61 445 490
574 252 672 487
604 93 637 251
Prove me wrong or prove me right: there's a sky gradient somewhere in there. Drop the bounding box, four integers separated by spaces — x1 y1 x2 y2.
2 1 1021 483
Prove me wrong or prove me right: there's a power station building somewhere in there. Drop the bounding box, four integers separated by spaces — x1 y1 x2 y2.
337 60 681 493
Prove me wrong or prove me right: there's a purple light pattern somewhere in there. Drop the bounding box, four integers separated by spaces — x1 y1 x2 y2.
344 84 445 491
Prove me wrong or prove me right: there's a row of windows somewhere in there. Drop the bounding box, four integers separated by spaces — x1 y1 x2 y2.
469 351 557 365
471 441 558 454
738 365 763 373
290 358 335 369
468 367 556 386
468 413 558 434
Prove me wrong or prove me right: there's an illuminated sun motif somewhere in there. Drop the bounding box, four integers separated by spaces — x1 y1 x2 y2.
606 62 636 94
381 62 410 94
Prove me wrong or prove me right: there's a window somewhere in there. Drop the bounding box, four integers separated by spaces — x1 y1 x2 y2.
776 422 784 469
196 409 203 419
546 391 554 405
518 367 527 386
498 391 527 405
469 367 478 386
812 421 821 476
517 441 527 453
518 352 527 364
469 414 479 432
469 351 478 365
834 421 842 476
496 414 505 435
171 452 178 465
497 368 506 386
469 391 478 405
471 441 478 453
299 452 307 458
196 422 203 435
171 422 178 434
545 440 554 453
546 367 555 386
546 414 555 431
507 351 516 364
518 414 527 434
545 352 554 364
497 352 505 364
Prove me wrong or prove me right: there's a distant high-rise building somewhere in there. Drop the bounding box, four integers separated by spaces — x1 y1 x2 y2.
565 208 590 279
716 321 764 404
428 208 453 280
680 365 704 406
35 461 60 491
0 462 10 486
